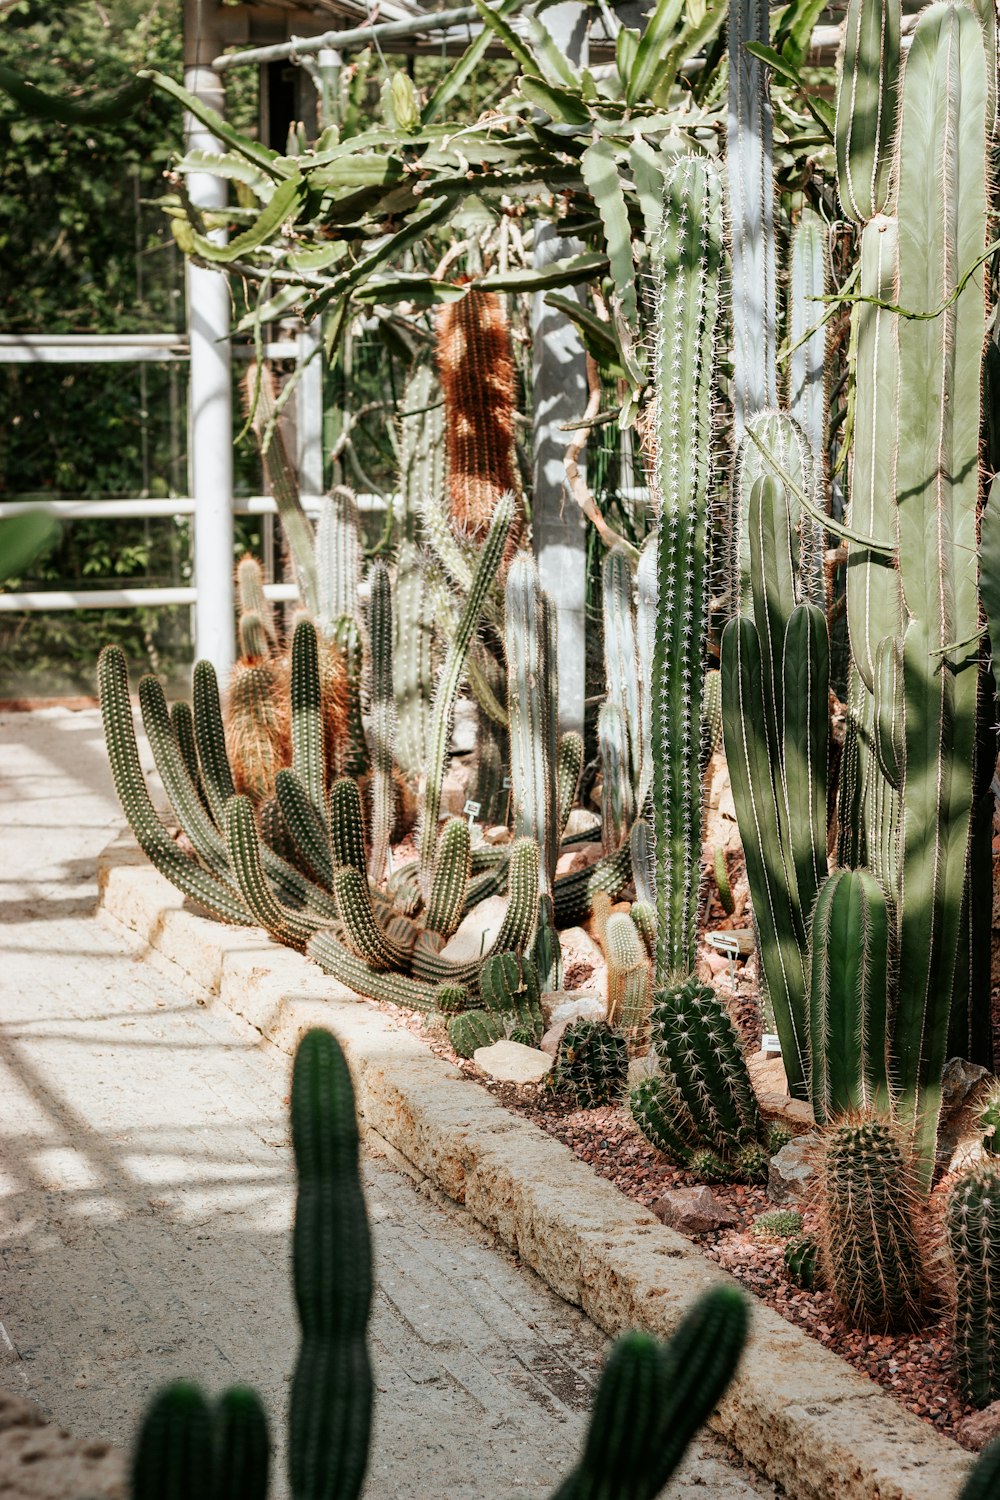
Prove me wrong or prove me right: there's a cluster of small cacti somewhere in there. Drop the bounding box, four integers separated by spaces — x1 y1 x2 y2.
444 953 545 1058
629 979 786 1182
750 1210 802 1241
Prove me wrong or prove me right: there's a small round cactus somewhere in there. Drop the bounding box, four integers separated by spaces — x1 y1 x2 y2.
554 1021 628 1108
751 1209 803 1241
448 1010 505 1059
784 1235 821 1289
947 1163 1000 1407
434 984 470 1015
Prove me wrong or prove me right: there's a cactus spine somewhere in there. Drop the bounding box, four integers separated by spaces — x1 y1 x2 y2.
392 540 435 780
651 979 762 1154
602 550 641 792
315 488 361 635
307 931 436 1011
649 155 723 979
808 869 891 1123
598 702 633 855
479 952 544 1044
366 561 394 884
788 209 830 495
947 1164 1000 1407
817 1118 925 1331
290 619 327 826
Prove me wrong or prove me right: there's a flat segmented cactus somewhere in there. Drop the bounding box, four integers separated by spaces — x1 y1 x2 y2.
788 209 830 513
276 769 334 891
290 618 327 827
307 931 436 1011
598 703 633 856
226 657 290 805
247 363 319 619
366 561 394 885
392 540 435 780
553 1021 628 1108
550 1287 748 1500
315 488 361 635
649 154 723 980
140 674 233 883
602 550 641 792
333 866 414 972
555 732 583 841
424 818 472 938
98 646 250 925
605 912 652 1051
553 843 632 927
480 952 543 1044
891 3 988 1187
818 1117 924 1331
651 979 762 1156
947 1165 1000 1407
130 1383 214 1500
835 0 900 222
727 0 777 441
411 837 539 987
808 869 891 1123
226 795 327 950
419 493 513 892
289 1029 372 1500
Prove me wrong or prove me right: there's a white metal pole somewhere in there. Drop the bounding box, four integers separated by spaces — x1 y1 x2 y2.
185 0 234 677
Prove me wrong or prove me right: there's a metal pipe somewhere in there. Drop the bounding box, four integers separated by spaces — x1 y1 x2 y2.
211 4 484 70
0 337 301 365
0 584 299 614
0 494 391 520
185 0 235 678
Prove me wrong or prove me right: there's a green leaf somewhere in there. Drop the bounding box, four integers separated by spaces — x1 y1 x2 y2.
188 173 307 264
774 0 829 68
302 195 455 316
175 149 274 198
475 251 610 291
545 292 626 372
581 139 638 331
0 511 60 583
308 153 405 191
744 44 835 134
653 0 728 104
422 0 524 124
141 69 285 179
467 0 537 72
616 27 641 88
354 277 470 305
520 74 592 126
627 0 685 106
527 14 580 87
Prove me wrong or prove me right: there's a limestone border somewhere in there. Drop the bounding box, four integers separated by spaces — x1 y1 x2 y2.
97 833 972 1500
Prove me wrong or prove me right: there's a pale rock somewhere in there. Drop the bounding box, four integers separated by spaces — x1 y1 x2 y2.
653 1185 738 1235
563 808 601 839
438 895 508 962
450 697 477 754
483 825 511 845
956 1401 1000 1451
555 843 603 877
542 991 605 1027
558 925 605 986
627 1052 659 1089
768 1132 820 1205
540 1020 569 1057
702 946 730 977
440 759 473 816
937 1057 993 1173
473 1040 553 1085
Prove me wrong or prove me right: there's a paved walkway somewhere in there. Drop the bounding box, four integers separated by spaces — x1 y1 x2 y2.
0 705 777 1498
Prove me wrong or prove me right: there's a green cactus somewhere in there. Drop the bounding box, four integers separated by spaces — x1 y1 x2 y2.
130 1383 215 1500
479 952 543 1045
598 702 633 856
649 154 724 981
979 1082 1000 1155
366 560 394 884
170 699 202 801
784 1235 821 1290
556 732 583 842
239 611 271 663
751 1209 803 1240
192 659 238 822
835 0 899 223
629 1075 698 1168
307 931 436 1011
226 658 288 806
398 360 445 541
651 979 762 1155
505 552 559 896
817 1118 925 1331
448 1009 506 1058
553 1021 628 1108
602 549 641 792
226 795 327 951
139 673 234 884
433 983 470 1014
331 616 368 778
958 1439 1000 1500
552 843 632 927
808 869 891 1123
788 210 830 504
411 838 539 988
332 865 415 972
392 539 435 781
424 818 472 939
315 488 361 636
605 912 652 1051
275 769 335 891
248 363 319 619
236 555 276 650
98 646 250 926
214 1388 270 1500
734 411 826 618
630 814 656 908
947 1164 1000 1407
419 493 512 891
630 900 657 959
290 618 327 827
328 777 368 882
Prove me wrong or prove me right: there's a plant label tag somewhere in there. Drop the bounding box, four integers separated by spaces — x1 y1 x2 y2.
501 776 512 790
463 799 481 828
761 1034 782 1057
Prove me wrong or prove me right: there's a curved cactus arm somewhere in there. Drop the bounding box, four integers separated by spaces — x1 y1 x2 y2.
555 731 584 842
291 618 328 828
307 931 436 1011
329 777 369 882
835 0 900 222
139 674 234 884
366 561 395 885
332 866 415 972
276 768 335 891
553 843 632 927
606 912 652 1048
192 658 237 824
226 795 328 950
170 700 202 801
650 153 724 979
419 492 513 890
549 1287 748 1500
425 818 472 938
98 645 251 925
505 553 555 894
412 838 539 987
236 555 276 647
602 550 641 792
289 1029 373 1500
721 616 809 1097
130 1382 215 1500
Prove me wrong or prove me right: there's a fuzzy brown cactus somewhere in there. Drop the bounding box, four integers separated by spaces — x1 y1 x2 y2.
436 289 522 543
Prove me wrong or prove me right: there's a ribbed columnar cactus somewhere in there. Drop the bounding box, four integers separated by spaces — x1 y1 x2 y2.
734 410 825 617
308 931 437 1011
480 952 544 1044
788 210 830 500
553 1021 628 1108
635 535 656 807
602 550 641 792
290 618 326 825
130 1384 218 1500
366 561 394 884
398 361 445 540
236 554 276 652
424 818 471 939
808 869 891 1123
226 796 326 951
727 0 777 441
331 616 368 778
835 0 899 223
947 1165 1000 1407
412 838 539 987
419 493 512 892
817 1118 925 1330
315 488 361 636
448 1010 505 1057
649 154 723 980
555 731 583 840
605 912 652 1052
226 657 290 805
505 552 558 894
391 540 435 781
276 769 335 890
651 979 762 1154
139 674 232 883
598 702 633 855
436 290 521 541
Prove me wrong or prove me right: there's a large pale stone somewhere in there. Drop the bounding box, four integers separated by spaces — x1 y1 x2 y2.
768 1133 820 1205
473 1040 554 1085
438 895 508 962
542 991 605 1027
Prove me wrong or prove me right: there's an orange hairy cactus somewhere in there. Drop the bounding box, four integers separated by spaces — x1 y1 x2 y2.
436 290 522 540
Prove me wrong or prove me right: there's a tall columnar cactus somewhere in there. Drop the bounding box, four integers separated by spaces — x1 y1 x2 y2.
889 2 988 1186
835 0 900 223
236 554 277 652
419 493 512 892
555 731 583 840
226 657 290 805
734 410 826 618
398 360 445 540
651 978 763 1155
331 616 368 778
605 911 653 1052
505 552 558 895
290 618 326 825
817 1118 925 1331
436 289 521 542
308 931 437 1011
226 795 327 951
392 540 435 781
635 535 656 808
598 702 633 855
808 869 891 1123
602 550 641 792
424 818 472 939
315 488 361 635
727 0 777 440
946 1164 1000 1407
365 561 394 885
411 838 539 988
788 209 830 496
130 1383 217 1500
140 674 233 884
649 154 724 980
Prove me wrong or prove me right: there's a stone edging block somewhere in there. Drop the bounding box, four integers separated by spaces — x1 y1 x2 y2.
97 833 972 1500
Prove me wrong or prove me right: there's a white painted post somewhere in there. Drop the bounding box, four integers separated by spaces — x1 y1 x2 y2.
184 0 234 677
531 2 589 736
